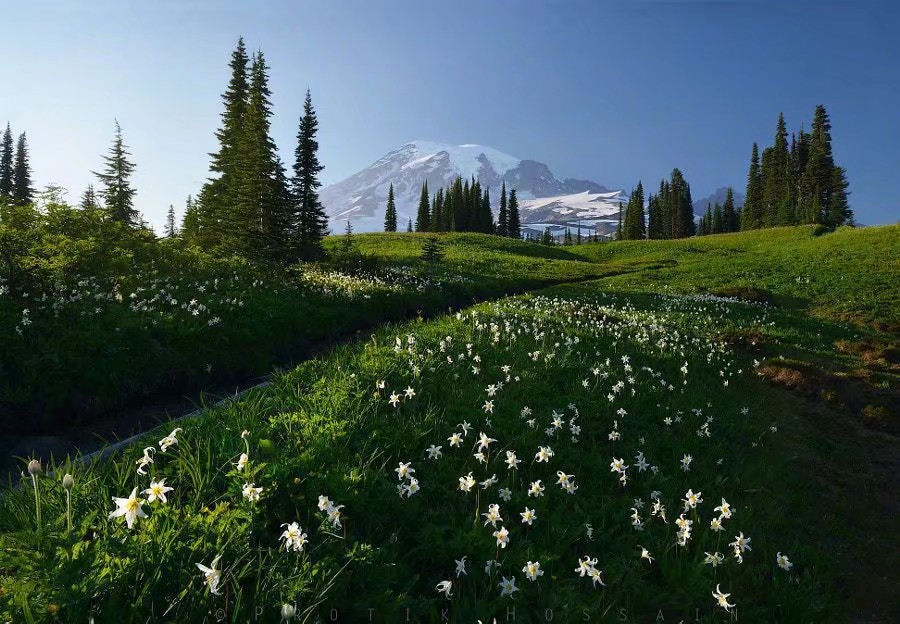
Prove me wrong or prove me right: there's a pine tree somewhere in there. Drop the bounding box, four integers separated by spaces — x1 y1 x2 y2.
647 194 662 239
384 183 397 231
232 51 285 258
0 124 15 201
722 187 737 233
164 205 177 238
80 185 100 211
507 189 521 239
480 187 493 233
497 182 508 237
415 181 430 231
742 143 763 230
825 165 852 227
199 37 250 248
712 203 723 234
93 120 138 226
293 89 328 259
12 133 34 206
181 195 200 243
623 181 645 240
342 219 354 254
431 188 443 231
541 227 552 246
762 113 791 227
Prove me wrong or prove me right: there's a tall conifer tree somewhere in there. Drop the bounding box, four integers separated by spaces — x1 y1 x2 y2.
742 143 763 230
384 183 397 231
0 124 14 201
93 120 138 226
507 189 521 239
12 133 34 206
415 181 430 231
497 182 508 237
293 89 328 258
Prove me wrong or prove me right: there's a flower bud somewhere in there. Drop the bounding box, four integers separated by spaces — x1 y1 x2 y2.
62 473 74 490
280 603 296 620
241 430 250 439
27 459 42 477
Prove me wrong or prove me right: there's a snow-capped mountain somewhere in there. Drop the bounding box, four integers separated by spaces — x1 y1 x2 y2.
320 140 626 231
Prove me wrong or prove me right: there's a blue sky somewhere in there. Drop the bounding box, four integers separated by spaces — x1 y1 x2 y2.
1 0 897 228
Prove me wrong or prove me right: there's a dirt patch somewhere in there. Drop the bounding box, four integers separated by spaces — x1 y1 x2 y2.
758 358 898 435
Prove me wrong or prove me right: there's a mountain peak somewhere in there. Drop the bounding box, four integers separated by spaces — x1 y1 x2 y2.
320 141 624 232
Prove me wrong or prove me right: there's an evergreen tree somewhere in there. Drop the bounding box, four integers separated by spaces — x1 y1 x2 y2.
616 202 623 240
342 219 354 254
563 227 572 245
722 187 737 233
541 227 553 246
199 37 250 248
80 184 100 211
12 133 34 206
712 203 723 234
0 123 13 201
623 181 645 240
431 188 443 231
181 195 200 242
293 89 328 258
407 217 413 232
415 181 430 231
825 165 852 227
762 113 791 227
497 182 508 237
164 205 177 238
233 51 285 258
667 169 694 238
384 183 397 231
647 194 663 239
93 120 138 226
742 143 763 230
480 187 493 234
506 189 521 239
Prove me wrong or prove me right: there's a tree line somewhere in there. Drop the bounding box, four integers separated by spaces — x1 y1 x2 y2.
741 105 851 230
182 38 328 261
0 123 34 208
385 177 522 238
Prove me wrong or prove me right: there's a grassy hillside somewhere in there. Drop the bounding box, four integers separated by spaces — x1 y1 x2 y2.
568 224 900 328
1 225 896 622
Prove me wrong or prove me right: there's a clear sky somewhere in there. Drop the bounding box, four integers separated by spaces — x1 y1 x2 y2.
1 0 897 229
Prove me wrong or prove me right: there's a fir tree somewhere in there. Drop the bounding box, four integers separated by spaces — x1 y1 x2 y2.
623 181 645 240
80 184 100 211
541 227 553 246
497 182 508 237
199 37 250 248
384 183 397 231
762 113 791 227
722 187 737 233
647 194 662 239
480 187 493 234
742 143 763 230
181 195 200 242
293 89 328 258
506 189 521 239
415 181 430 231
12 133 34 206
93 120 138 226
407 217 413 232
233 51 285 258
431 188 443 231
825 165 852 227
164 205 177 238
0 124 15 201
342 219 354 254
712 203 723 234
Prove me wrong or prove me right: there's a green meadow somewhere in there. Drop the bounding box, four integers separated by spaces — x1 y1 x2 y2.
1 225 896 623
